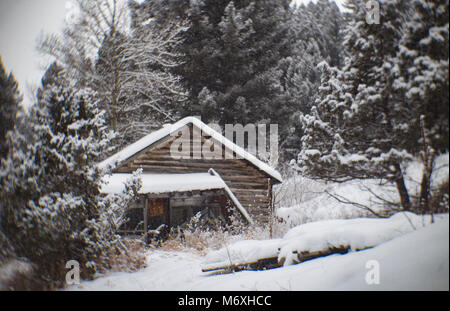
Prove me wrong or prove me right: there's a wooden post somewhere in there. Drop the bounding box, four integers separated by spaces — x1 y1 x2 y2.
168 198 172 228
268 178 273 238
143 197 148 244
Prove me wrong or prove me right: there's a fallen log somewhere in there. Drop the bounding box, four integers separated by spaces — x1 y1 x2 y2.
278 245 373 266
203 245 374 274
201 256 281 273
297 246 350 263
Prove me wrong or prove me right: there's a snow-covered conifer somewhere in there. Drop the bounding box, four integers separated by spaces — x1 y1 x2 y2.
298 0 425 211
0 63 141 287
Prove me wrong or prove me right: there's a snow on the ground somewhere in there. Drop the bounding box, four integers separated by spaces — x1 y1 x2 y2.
277 153 449 226
278 212 432 266
67 154 449 291
68 216 449 291
69 250 206 291
202 212 437 269
276 178 396 225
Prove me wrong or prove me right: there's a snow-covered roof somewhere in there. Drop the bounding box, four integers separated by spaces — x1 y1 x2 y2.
98 117 282 182
100 171 254 223
100 173 227 195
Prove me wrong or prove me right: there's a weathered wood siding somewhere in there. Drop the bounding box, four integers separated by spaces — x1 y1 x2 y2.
114 125 275 223
119 190 228 240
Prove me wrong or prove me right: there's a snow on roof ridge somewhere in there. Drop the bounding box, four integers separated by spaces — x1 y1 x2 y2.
98 116 282 182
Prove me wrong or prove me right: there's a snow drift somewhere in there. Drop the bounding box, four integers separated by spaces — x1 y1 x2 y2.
201 212 443 271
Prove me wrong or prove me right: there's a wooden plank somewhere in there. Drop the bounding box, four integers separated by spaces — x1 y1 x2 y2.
143 197 148 243
134 157 263 175
230 188 269 194
130 158 247 167
129 161 262 174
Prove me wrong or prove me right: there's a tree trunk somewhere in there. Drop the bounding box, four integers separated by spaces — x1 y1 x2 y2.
394 164 411 211
419 172 429 212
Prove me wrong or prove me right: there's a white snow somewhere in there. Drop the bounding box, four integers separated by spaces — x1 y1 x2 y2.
67 153 449 291
277 178 398 225
202 212 436 269
277 153 449 226
67 217 449 291
97 116 282 182
201 239 283 271
100 172 227 194
277 212 431 266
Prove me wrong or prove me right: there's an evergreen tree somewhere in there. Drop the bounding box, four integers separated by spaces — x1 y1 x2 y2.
280 0 346 162
197 87 219 122
394 0 449 152
393 0 449 212
0 64 140 287
94 31 131 138
130 1 347 164
0 57 22 160
0 57 23 261
297 0 419 211
130 0 290 119
130 0 297 160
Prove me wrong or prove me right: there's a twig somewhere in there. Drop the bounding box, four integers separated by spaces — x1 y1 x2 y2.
400 212 416 231
324 190 388 218
360 184 401 208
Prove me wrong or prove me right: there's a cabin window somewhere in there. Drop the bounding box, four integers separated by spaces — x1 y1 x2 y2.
169 206 192 227
170 205 222 227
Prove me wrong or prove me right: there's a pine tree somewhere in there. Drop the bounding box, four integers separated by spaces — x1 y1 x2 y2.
94 31 131 137
130 1 348 164
0 58 23 262
298 0 418 211
131 0 289 120
0 57 22 160
394 0 449 152
393 0 449 213
280 0 346 162
0 64 140 287
130 0 300 163
198 87 219 122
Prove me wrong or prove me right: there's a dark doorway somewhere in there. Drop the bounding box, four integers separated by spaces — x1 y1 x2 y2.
148 198 170 229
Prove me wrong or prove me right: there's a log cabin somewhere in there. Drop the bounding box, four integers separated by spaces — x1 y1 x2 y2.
99 117 282 239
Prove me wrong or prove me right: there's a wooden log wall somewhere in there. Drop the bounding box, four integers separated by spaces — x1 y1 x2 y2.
115 125 276 224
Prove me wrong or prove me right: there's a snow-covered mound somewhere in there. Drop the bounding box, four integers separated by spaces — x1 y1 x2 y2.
278 212 432 266
202 212 446 271
201 239 283 271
